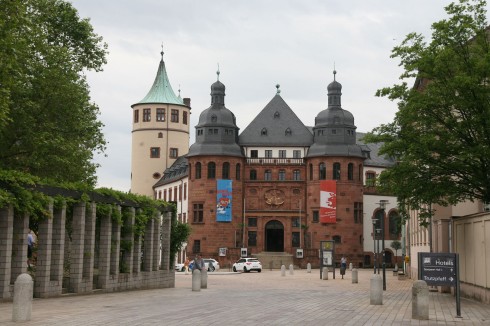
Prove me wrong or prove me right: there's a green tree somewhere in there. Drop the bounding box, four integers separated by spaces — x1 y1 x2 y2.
390 240 402 265
0 0 108 186
364 0 490 225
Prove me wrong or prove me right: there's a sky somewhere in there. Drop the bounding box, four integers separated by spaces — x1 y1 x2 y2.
69 0 489 192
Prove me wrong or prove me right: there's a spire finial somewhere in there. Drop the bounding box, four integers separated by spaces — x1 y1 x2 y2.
160 43 164 61
178 84 181 97
333 62 337 81
276 84 281 95
217 63 220 81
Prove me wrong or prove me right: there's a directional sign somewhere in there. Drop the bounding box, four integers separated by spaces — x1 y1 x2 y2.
418 253 457 286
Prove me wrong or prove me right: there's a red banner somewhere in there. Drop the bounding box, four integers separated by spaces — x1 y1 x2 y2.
320 180 337 223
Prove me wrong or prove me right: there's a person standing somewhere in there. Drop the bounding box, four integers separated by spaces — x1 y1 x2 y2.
184 257 190 274
27 230 35 268
340 256 347 279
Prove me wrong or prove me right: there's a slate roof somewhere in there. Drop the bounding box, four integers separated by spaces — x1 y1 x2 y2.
356 132 396 168
153 156 188 188
133 57 183 106
239 94 313 146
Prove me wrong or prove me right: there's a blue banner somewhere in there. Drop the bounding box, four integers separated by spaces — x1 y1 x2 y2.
216 179 232 222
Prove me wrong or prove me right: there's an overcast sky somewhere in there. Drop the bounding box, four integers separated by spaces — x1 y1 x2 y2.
69 0 489 192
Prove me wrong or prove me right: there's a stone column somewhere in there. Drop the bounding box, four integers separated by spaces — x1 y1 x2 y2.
0 205 14 299
110 206 121 276
82 202 96 291
152 212 160 271
160 212 171 271
121 207 135 274
12 212 29 281
50 203 66 296
142 218 154 272
133 234 142 274
35 200 53 298
97 206 111 289
69 202 86 293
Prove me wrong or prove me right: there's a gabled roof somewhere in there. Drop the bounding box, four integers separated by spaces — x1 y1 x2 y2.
153 156 188 188
133 58 183 106
356 132 396 168
239 94 313 146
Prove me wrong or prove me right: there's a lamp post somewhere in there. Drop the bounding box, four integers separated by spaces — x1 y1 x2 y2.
372 218 378 274
378 200 389 291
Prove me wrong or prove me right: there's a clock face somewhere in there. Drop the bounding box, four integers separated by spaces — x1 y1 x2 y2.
264 189 285 207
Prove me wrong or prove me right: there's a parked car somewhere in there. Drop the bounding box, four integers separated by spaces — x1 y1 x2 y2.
203 258 220 272
232 257 262 273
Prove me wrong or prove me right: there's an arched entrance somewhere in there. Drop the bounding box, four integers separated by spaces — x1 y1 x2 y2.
265 220 284 252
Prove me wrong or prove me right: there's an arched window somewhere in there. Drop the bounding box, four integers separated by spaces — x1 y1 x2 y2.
158 132 163 138
278 170 286 181
319 163 326 180
195 162 201 179
309 164 313 180
333 162 341 180
207 162 216 179
348 163 354 180
274 111 280 118
264 170 272 181
285 128 292 136
250 169 257 181
236 163 241 180
261 128 268 136
222 162 230 179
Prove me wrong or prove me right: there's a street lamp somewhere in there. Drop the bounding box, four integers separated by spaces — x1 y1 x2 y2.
378 200 389 291
371 218 378 274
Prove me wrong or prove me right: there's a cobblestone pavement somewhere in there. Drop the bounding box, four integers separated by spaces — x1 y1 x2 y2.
1 269 489 325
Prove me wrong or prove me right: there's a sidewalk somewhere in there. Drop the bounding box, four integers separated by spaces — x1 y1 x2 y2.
0 269 489 325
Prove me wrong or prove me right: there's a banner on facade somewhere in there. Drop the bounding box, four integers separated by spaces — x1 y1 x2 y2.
320 180 337 223
216 179 232 222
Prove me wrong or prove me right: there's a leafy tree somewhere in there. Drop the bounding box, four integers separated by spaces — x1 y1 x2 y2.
364 0 490 224
0 0 108 186
390 240 402 265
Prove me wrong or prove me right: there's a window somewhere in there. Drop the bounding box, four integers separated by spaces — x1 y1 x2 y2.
279 150 286 158
389 211 401 238
197 129 203 136
292 232 300 247
333 162 341 180
169 188 172 201
208 162 216 179
248 217 257 227
333 235 341 244
265 150 272 158
354 202 363 224
173 186 177 201
156 108 165 121
366 172 376 186
293 170 301 181
183 111 188 125
248 231 257 247
348 163 354 180
236 164 241 180
250 150 258 158
261 128 267 136
292 217 300 227
134 109 139 123
150 147 160 158
193 203 204 223
250 169 257 180
222 162 230 179
319 163 326 180
312 210 319 223
309 164 313 180
169 148 178 158
285 128 292 136
211 114 217 122
179 185 182 201
171 109 179 122
193 240 201 253
293 150 301 158
264 170 272 181
278 170 286 181
184 183 187 200
332 129 337 135
158 132 163 138
195 162 202 179
274 111 280 118
143 108 151 122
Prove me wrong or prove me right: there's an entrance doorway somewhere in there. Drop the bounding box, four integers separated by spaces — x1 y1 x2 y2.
265 220 284 252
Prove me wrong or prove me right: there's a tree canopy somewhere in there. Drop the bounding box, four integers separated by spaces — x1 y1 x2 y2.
364 0 490 222
0 0 108 186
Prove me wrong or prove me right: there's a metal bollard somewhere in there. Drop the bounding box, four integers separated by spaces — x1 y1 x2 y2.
352 268 358 284
322 267 328 280
289 264 294 275
307 263 311 273
201 268 208 289
192 269 201 291
370 274 383 305
412 281 429 320
281 265 286 276
12 273 33 322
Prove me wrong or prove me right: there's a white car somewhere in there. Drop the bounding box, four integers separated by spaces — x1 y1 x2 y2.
203 258 220 272
232 257 262 273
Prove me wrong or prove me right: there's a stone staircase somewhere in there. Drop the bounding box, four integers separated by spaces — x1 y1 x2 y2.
253 252 294 270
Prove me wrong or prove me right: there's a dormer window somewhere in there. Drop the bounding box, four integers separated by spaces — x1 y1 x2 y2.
285 128 292 136
274 111 280 119
261 128 268 136
334 116 340 124
211 114 217 122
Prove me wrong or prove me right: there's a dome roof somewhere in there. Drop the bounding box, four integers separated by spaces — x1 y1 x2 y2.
315 107 354 127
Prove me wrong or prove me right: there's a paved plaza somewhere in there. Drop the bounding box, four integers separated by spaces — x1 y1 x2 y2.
0 268 489 325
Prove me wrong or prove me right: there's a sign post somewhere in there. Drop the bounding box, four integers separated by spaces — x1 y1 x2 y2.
418 252 461 317
320 240 335 279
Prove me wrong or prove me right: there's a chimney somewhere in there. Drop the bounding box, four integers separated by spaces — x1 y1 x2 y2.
183 97 191 107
